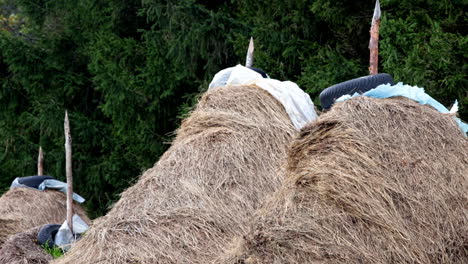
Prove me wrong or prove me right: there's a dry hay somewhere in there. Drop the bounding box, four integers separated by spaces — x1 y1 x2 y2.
0 226 53 264
219 96 468 264
0 188 90 245
55 85 296 263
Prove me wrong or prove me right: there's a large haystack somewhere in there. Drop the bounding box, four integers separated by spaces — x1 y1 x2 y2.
219 96 468 264
55 85 296 263
0 226 53 264
0 188 90 245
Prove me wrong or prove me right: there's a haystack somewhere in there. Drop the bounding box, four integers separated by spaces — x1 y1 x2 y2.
55 85 296 263
0 187 90 245
0 226 52 264
219 96 468 264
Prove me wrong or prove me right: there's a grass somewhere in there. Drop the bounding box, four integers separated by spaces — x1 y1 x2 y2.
42 243 64 259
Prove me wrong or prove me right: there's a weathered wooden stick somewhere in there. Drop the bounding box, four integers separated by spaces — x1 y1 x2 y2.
245 37 254 67
37 146 44 176
64 111 73 232
369 0 381 75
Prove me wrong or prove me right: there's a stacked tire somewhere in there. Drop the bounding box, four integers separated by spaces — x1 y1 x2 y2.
319 73 394 110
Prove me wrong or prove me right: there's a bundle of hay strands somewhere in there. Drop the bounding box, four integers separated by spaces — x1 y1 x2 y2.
219 96 468 264
0 188 90 245
55 85 296 264
0 226 53 264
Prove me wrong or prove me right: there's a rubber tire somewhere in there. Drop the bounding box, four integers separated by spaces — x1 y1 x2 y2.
319 73 394 110
248 67 268 78
17 175 55 189
37 224 61 248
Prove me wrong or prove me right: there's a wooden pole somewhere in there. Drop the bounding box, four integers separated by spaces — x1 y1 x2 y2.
369 0 381 75
37 146 44 176
64 111 73 232
245 37 254 67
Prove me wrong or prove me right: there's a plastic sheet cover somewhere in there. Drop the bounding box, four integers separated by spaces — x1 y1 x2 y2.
336 82 468 135
209 65 318 130
54 214 89 251
10 178 85 203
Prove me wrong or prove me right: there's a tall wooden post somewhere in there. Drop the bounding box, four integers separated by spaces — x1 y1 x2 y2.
64 111 73 232
37 146 44 176
369 0 381 75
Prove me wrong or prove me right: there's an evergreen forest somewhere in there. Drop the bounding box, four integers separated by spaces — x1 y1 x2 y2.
0 0 466 218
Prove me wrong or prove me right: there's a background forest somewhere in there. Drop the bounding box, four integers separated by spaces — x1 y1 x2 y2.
0 0 466 218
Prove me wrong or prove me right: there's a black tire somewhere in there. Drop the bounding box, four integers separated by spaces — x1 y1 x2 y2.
319 73 394 110
247 67 269 78
37 224 61 248
17 175 55 189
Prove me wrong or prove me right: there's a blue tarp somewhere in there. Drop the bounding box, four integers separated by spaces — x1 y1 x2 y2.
336 82 468 135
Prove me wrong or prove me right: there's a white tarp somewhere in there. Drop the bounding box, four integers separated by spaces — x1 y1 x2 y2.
209 65 318 130
55 214 89 251
38 179 85 203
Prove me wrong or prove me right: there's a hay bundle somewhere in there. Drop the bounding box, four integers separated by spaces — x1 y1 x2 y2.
55 85 296 263
219 96 468 264
0 188 90 245
0 226 53 264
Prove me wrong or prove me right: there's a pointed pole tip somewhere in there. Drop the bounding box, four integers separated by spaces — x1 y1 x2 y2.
373 0 381 21
245 37 255 67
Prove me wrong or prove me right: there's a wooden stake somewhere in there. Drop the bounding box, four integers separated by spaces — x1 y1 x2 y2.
64 111 73 232
37 146 44 176
369 0 381 75
245 37 254 67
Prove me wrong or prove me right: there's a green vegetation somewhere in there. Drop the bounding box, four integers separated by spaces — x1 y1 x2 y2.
0 0 466 218
42 244 64 259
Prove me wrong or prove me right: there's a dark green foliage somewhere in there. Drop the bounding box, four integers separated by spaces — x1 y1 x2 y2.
380 0 468 118
0 0 466 217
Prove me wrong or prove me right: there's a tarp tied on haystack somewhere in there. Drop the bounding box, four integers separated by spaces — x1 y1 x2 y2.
218 96 468 264
209 65 317 130
0 186 89 246
56 70 316 263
